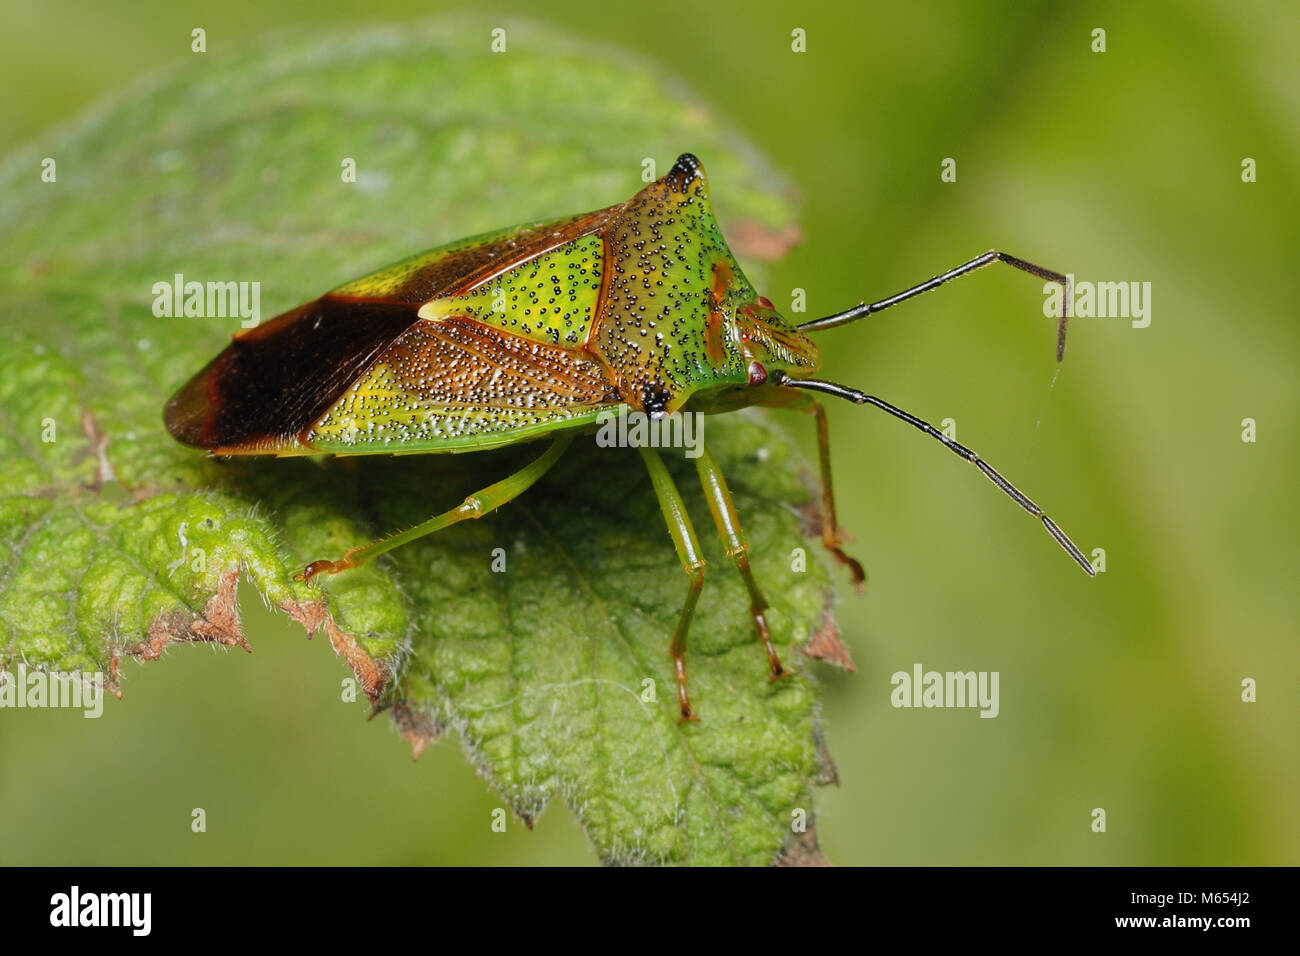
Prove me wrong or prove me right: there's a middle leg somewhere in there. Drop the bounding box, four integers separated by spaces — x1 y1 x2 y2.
693 446 792 682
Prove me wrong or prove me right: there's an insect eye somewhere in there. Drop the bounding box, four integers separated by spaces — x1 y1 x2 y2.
757 295 774 310
747 361 768 386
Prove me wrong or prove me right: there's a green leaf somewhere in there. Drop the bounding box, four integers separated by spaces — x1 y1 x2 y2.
0 16 847 865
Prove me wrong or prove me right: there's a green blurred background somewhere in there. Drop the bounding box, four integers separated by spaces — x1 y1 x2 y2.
1 0 1295 865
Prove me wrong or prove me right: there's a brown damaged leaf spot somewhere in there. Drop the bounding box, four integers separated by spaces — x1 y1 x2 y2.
283 598 389 704
116 570 251 693
772 824 830 867
103 571 390 707
801 606 856 672
77 407 118 491
727 220 802 261
389 701 443 761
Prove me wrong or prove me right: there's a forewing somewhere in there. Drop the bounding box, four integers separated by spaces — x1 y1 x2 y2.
307 317 623 454
165 206 621 455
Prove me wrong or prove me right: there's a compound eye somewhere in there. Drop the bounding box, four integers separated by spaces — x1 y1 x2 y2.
756 295 774 310
747 361 768 386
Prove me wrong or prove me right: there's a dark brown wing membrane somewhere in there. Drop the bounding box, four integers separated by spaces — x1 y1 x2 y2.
164 297 418 452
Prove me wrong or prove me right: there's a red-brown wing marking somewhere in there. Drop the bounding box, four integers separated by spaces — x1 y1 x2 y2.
704 259 734 364
378 317 620 409
330 208 621 307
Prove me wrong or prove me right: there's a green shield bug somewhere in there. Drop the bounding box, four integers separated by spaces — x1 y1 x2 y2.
165 153 1092 721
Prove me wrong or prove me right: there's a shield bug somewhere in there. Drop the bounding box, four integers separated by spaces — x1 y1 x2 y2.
165 153 1092 722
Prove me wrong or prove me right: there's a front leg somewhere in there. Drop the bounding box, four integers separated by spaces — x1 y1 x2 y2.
638 446 707 723
759 389 867 590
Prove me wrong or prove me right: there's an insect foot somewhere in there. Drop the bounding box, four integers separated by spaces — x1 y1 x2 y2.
821 528 866 592
752 607 792 682
297 556 356 582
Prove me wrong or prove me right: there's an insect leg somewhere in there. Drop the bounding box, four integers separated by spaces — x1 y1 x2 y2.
798 250 1071 360
638 447 706 723
299 435 574 581
775 373 1095 576
694 447 792 682
756 388 867 590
